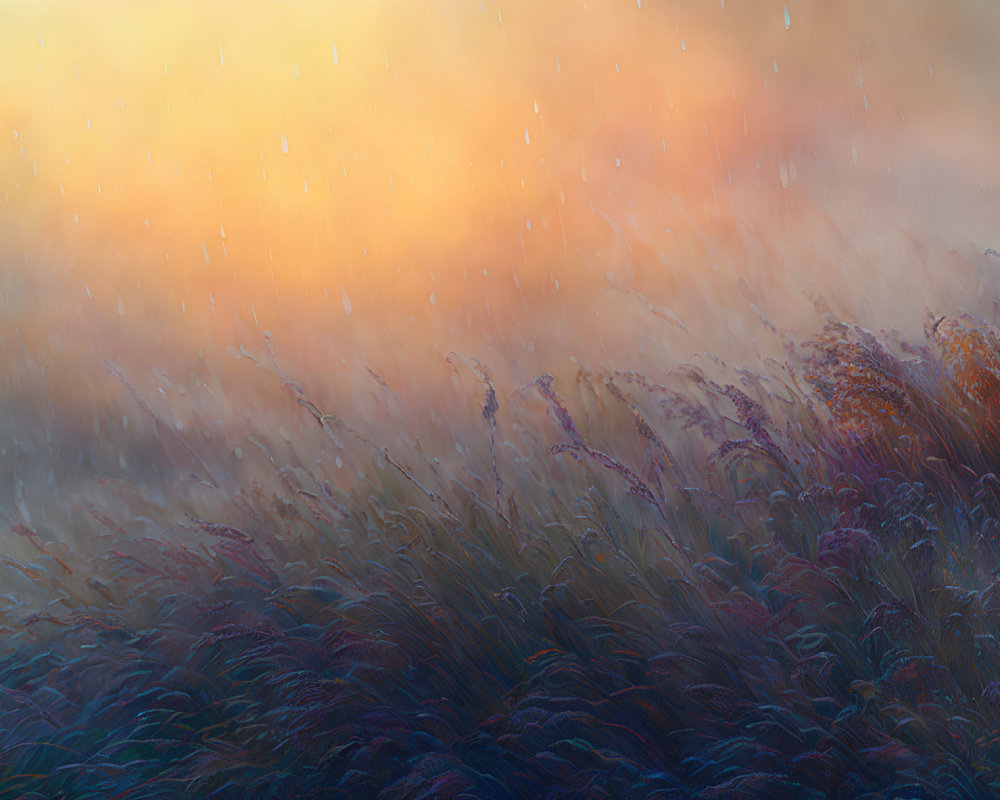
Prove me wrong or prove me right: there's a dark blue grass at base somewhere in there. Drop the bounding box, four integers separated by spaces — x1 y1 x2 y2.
5 316 1000 799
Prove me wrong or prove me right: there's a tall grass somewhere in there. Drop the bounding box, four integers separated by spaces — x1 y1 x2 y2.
4 311 1000 798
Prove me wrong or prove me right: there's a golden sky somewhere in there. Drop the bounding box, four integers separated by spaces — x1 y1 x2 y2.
3 0 1000 420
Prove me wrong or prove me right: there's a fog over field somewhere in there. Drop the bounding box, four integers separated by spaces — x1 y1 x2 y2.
2 2 1000 798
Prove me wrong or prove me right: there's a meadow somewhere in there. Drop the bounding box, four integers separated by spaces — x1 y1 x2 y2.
3 1 1000 797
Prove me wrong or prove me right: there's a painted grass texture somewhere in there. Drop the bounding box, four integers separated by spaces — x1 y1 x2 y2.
4 311 1000 798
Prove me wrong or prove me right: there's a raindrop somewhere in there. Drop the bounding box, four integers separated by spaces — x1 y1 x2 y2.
524 128 530 146
784 6 790 29
280 133 288 154
342 285 352 315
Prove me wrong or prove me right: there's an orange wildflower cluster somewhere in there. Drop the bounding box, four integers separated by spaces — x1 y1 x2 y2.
803 321 911 437
930 313 1000 412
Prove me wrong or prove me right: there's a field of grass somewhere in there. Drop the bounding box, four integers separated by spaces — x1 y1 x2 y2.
5 1 1000 797
3 309 1000 797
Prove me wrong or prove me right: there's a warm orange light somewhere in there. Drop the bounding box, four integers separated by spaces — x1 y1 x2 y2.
3 1 1000 408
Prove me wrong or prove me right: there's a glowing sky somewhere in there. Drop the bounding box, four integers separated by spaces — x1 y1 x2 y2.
3 0 1000 407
